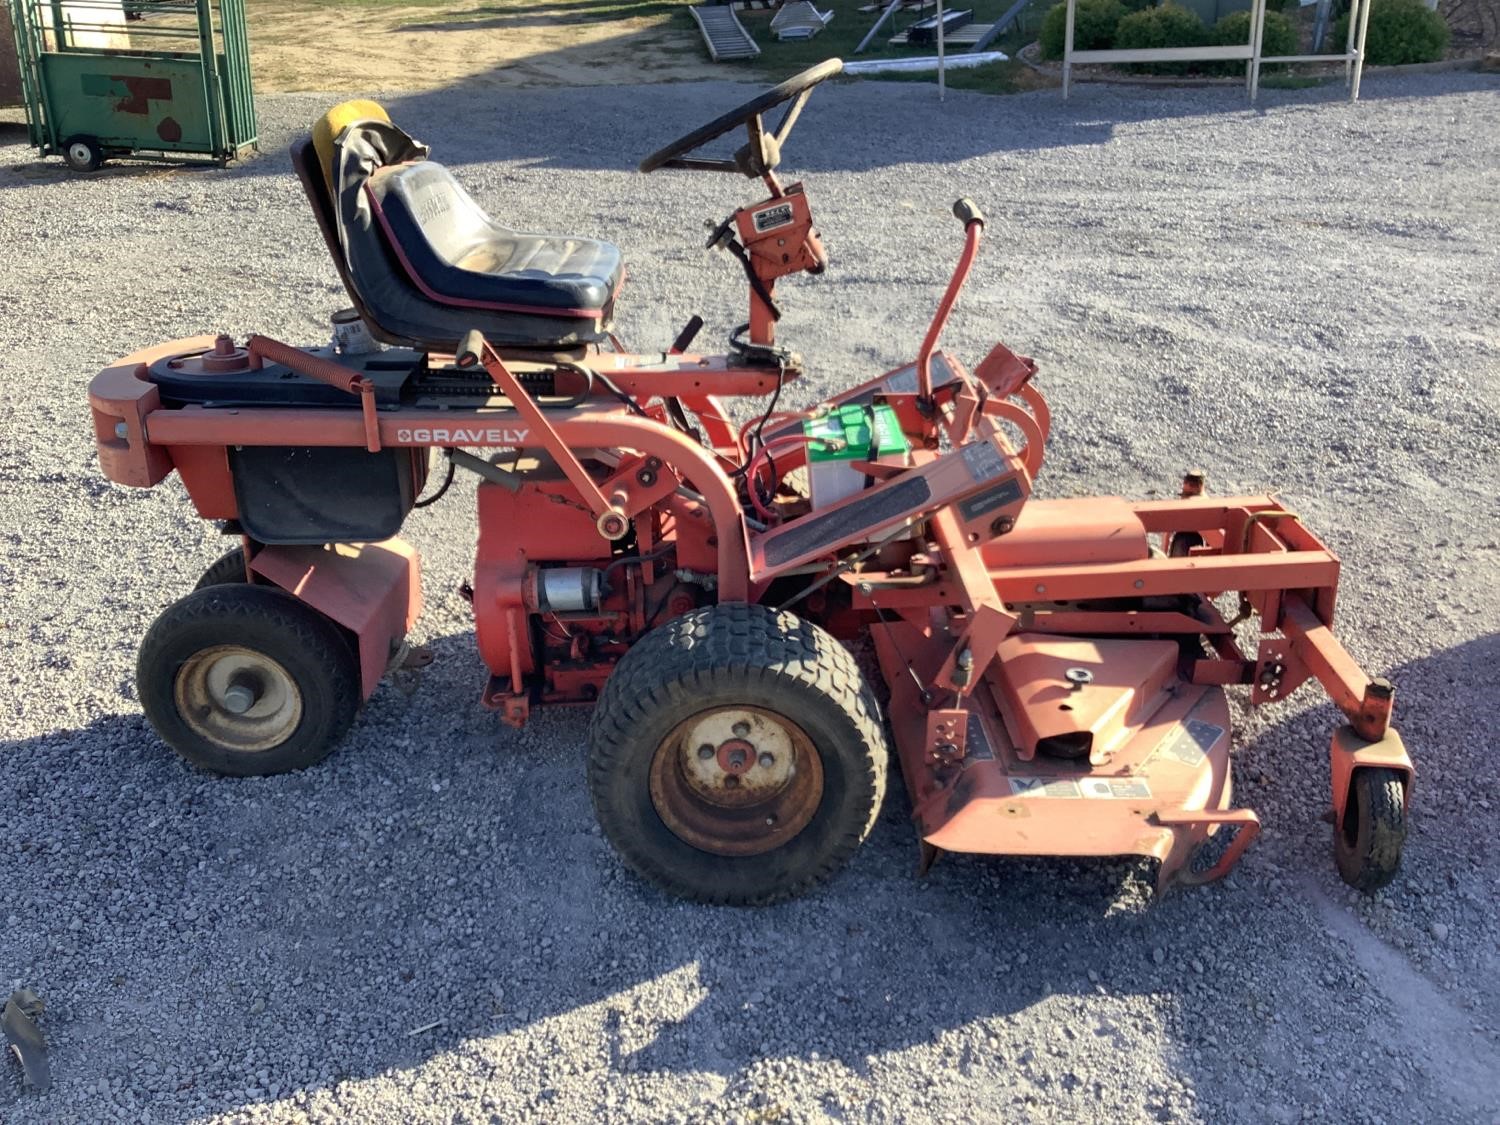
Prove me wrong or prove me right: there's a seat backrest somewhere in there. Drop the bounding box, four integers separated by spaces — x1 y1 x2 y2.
375 162 518 272
290 137 402 346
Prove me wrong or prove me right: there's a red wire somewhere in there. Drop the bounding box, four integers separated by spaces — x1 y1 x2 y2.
745 433 821 521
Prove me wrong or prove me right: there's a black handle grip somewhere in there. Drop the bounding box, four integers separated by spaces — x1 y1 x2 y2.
669 315 704 355
455 329 486 368
953 198 985 227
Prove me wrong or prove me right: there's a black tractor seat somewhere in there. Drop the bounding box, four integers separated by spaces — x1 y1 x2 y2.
294 112 624 353
367 162 622 318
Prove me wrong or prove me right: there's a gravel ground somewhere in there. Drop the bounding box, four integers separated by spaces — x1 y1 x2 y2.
2 71 1498 1124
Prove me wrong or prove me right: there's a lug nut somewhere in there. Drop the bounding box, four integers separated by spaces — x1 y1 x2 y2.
724 775 740 788
758 752 775 768
697 744 715 760
732 721 751 737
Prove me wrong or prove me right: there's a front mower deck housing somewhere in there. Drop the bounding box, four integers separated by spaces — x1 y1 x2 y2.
86 66 1413 903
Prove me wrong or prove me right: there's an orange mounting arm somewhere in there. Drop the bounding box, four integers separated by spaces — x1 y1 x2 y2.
1281 595 1395 741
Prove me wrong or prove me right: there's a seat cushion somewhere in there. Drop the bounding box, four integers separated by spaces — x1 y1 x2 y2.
312 118 619 351
368 162 623 316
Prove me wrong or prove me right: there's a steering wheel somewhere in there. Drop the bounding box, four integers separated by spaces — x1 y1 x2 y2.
639 58 843 176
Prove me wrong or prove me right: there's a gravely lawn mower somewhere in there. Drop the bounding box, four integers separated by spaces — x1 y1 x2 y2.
89 61 1412 904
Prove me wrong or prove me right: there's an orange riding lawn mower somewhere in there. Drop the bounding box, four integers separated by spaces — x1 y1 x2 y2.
90 61 1412 904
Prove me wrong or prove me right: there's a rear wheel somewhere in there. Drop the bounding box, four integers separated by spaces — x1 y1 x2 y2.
138 584 360 777
1334 767 1406 892
587 603 888 905
195 547 250 590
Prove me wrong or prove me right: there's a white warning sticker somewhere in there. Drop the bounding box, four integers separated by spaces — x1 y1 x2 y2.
1079 777 1153 801
1156 717 1225 767
1009 777 1083 799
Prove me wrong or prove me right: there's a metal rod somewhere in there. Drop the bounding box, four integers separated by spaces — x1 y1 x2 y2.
1062 0 1075 97
936 0 946 101
1350 0 1372 101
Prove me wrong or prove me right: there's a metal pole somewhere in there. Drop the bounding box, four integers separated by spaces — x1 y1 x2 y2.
1350 0 1362 87
1350 0 1372 100
1248 0 1266 101
1311 0 1331 52
1062 0 1075 98
854 0 903 54
937 0 945 100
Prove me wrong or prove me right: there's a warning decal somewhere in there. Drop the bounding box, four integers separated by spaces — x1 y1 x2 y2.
966 712 995 761
1156 717 1225 767
1080 777 1153 800
1009 777 1083 799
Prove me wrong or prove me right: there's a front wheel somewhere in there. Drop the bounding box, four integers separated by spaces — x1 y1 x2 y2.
137 584 361 777
587 603 889 905
1334 767 1407 892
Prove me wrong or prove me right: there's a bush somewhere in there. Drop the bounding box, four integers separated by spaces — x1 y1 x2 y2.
1113 2 1209 72
1040 0 1128 59
1207 8 1298 72
1334 0 1449 64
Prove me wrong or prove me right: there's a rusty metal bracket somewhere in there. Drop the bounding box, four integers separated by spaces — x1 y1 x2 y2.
924 708 968 765
1251 634 1312 705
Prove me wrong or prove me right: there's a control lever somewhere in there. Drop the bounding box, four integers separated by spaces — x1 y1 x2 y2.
953 198 985 227
915 199 986 400
455 328 485 369
669 315 704 355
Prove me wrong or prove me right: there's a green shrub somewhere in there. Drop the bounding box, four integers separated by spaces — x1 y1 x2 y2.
1040 0 1128 59
1206 8 1298 72
1113 2 1209 72
1333 0 1449 64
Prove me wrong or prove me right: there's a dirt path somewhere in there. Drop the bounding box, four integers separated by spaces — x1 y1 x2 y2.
244 0 733 93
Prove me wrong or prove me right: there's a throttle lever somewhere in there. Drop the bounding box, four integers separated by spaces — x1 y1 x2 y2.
953 198 986 227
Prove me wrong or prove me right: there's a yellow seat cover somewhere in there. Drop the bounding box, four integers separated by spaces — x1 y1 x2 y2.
311 99 392 191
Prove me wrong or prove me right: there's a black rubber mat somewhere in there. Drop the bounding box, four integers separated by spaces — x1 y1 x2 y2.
762 475 932 568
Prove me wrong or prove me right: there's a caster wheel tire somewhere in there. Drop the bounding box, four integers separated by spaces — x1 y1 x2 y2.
194 547 250 590
137 584 360 777
587 603 889 906
1335 767 1406 892
62 135 104 173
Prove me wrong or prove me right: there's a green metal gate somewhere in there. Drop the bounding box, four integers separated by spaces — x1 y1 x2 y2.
6 0 257 171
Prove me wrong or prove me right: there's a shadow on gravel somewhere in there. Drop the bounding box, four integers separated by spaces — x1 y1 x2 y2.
3 631 1494 1118
4 71 1490 193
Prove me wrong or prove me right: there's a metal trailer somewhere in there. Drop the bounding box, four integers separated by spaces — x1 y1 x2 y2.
6 0 256 171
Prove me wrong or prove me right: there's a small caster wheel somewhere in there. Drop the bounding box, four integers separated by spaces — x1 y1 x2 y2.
137 584 360 777
194 546 250 590
62 135 105 173
1334 767 1406 892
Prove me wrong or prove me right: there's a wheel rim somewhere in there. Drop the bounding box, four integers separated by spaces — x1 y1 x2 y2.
649 706 824 857
173 645 303 752
68 142 93 166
